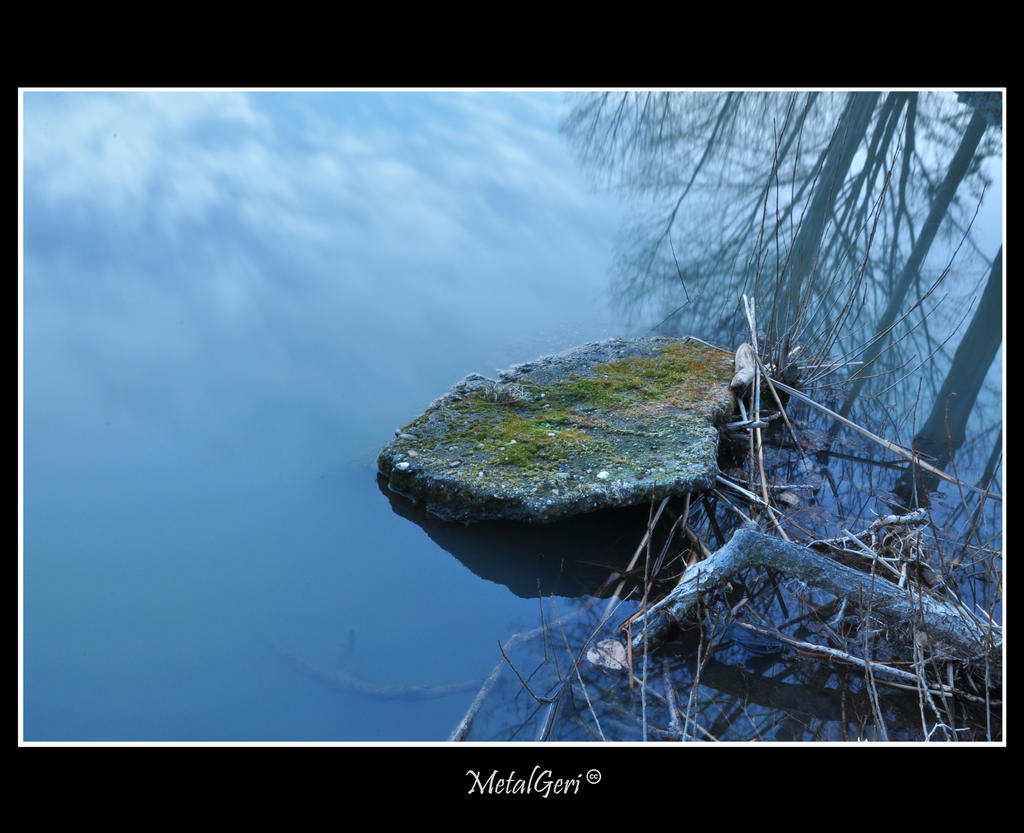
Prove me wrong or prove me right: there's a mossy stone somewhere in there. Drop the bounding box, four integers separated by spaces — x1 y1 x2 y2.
377 337 735 523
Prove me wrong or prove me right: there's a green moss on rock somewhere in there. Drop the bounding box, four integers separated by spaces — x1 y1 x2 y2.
378 337 735 523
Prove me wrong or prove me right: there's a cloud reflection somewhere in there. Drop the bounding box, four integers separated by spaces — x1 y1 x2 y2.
23 90 623 465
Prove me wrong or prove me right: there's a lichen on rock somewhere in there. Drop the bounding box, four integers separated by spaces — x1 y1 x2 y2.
377 337 736 523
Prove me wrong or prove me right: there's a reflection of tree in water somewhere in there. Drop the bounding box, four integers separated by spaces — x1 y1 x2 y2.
456 90 1007 742
563 93 999 355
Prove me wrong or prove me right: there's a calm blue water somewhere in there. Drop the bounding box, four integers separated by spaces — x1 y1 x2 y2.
22 91 629 741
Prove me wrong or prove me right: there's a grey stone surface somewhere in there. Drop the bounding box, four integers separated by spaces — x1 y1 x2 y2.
377 337 736 523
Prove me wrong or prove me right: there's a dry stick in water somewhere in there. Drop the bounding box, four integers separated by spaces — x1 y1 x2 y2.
550 595 606 741
641 499 653 741
602 495 671 622
768 378 1001 502
857 571 889 742
662 658 683 738
535 592 638 741
912 635 952 739
751 350 803 452
740 295 791 541
497 639 550 705
448 598 601 741
742 298 770 508
715 474 768 507
731 621 991 705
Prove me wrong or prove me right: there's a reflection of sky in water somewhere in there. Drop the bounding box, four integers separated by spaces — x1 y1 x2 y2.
22 91 629 741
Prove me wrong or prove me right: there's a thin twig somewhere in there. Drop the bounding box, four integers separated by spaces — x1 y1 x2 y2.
714 474 768 506
732 621 992 705
497 639 551 705
448 598 601 741
603 495 671 620
769 378 1001 501
662 659 683 738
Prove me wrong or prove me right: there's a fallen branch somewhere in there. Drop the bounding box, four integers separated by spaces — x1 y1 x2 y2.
629 525 1001 681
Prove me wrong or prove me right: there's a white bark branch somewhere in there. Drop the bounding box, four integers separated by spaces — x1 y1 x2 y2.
630 525 1001 679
